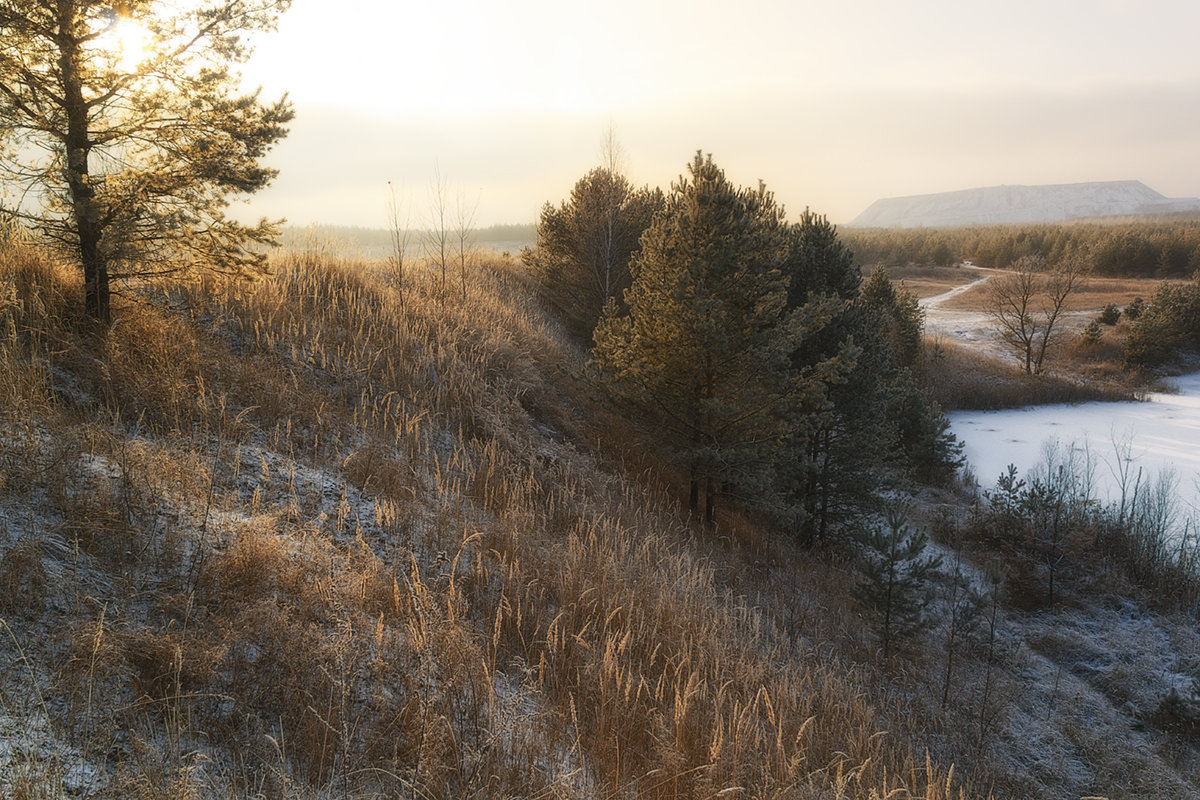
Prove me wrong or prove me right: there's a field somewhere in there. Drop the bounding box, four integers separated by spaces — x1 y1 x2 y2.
884 263 1173 314
934 273 1176 312
879 264 1173 404
0 241 974 799
872 264 981 299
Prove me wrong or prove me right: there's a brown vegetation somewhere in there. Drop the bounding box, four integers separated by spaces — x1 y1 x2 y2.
922 337 1136 411
4 229 1200 799
937 275 1179 313
871 264 981 299
1 236 979 798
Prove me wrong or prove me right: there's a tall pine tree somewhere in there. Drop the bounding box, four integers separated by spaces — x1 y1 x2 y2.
593 153 795 523
0 0 293 326
782 211 886 544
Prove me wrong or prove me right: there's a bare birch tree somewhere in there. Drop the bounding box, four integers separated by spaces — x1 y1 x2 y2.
525 129 663 334
597 125 627 304
454 189 479 299
987 254 1088 374
425 165 451 297
386 181 412 307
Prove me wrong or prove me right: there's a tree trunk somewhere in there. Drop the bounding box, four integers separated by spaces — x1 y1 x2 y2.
82 231 110 324
705 475 715 525
58 4 110 325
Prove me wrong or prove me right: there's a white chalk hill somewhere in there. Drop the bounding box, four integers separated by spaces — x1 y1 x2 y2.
848 180 1200 228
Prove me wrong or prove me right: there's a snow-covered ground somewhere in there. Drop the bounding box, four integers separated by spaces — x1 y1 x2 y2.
920 269 1200 527
949 373 1200 526
918 272 1195 521
919 269 1092 362
919 273 1006 359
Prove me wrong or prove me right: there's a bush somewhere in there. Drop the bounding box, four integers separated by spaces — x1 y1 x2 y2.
1124 296 1145 320
1096 303 1121 325
1123 281 1200 368
1150 685 1200 739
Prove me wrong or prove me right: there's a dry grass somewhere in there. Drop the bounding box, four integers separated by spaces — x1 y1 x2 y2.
923 337 1137 410
876 264 983 299
935 275 1180 313
7 233 1129 799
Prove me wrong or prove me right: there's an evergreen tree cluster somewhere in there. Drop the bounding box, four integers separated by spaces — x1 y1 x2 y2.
844 218 1200 277
532 152 962 534
1122 277 1200 368
523 168 664 336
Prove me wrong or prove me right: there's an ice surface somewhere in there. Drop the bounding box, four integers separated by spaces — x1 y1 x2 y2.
949 373 1200 523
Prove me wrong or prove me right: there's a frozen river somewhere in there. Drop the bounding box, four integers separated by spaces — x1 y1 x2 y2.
918 271 1200 524
948 372 1200 523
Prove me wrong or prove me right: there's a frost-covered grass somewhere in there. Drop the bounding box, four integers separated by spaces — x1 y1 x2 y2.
5 232 1200 799
1 240 977 798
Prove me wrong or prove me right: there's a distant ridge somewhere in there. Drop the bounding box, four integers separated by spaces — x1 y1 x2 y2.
848 180 1200 228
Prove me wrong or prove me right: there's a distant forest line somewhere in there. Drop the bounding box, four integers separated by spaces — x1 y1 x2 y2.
842 214 1200 277
279 222 537 255
287 217 1200 279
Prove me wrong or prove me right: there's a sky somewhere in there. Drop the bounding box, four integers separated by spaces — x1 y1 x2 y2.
232 0 1200 229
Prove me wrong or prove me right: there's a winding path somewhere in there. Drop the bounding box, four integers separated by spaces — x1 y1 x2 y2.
918 272 993 309
916 269 1008 358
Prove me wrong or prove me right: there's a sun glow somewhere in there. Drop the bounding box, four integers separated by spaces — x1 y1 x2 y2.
115 20 152 72
94 15 153 73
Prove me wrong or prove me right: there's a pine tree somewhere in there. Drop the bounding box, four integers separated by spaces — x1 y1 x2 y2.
593 152 795 523
0 0 293 326
852 504 942 659
886 368 964 483
784 208 860 305
524 166 663 336
859 266 924 369
781 212 886 543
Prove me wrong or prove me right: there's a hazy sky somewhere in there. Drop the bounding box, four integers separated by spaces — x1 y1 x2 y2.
234 0 1200 228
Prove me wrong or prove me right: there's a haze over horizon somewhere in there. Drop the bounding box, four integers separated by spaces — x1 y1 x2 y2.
235 0 1200 229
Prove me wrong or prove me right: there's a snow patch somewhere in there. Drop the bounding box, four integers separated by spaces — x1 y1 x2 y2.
949 372 1200 526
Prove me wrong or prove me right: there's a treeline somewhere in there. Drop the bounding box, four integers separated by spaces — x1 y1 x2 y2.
526 152 961 539
843 217 1200 277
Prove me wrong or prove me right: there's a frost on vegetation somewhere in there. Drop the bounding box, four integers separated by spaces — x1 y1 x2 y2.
0 730 77 796
487 666 596 795
0 676 108 797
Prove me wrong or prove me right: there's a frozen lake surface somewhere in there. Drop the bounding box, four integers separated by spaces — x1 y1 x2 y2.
948 372 1200 522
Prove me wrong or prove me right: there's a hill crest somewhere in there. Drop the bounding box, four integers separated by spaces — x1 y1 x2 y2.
848 180 1200 228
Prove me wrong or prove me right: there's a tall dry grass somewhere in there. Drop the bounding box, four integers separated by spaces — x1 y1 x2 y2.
922 337 1136 410
0 238 986 798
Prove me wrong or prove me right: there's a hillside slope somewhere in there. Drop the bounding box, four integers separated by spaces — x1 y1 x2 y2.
2 241 1199 798
849 181 1200 228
